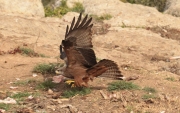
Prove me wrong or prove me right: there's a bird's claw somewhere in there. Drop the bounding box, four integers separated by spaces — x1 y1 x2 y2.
65 80 75 87
74 78 88 87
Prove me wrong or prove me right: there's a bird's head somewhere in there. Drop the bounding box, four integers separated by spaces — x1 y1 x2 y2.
59 45 66 60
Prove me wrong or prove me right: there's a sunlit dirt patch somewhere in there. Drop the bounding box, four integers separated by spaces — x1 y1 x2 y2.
147 26 180 41
142 53 180 75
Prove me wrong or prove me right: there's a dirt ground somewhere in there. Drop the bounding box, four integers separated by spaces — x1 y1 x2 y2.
1 21 180 113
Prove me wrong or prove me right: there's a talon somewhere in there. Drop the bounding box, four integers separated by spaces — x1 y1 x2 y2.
65 80 75 84
74 81 88 87
65 80 76 87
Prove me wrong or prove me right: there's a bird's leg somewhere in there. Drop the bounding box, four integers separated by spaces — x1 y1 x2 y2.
55 63 76 87
65 78 89 87
74 76 88 87
60 77 75 87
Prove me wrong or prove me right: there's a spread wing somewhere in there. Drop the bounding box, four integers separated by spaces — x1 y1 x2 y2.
60 13 97 67
64 13 93 48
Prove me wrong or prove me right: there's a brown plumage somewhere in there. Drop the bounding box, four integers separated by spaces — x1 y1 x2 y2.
59 13 123 87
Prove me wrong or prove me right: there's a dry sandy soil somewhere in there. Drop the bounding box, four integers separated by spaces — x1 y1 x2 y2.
1 14 180 113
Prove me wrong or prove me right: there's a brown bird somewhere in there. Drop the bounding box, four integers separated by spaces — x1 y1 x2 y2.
57 13 123 87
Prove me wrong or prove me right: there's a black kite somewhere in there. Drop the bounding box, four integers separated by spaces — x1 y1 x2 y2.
57 13 123 87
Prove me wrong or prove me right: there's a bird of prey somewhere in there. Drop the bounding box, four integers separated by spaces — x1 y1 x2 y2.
56 13 123 87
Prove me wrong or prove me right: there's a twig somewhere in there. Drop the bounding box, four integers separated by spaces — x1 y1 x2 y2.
120 93 127 107
60 104 73 108
170 56 180 60
60 104 78 113
33 31 40 51
100 90 108 99
125 76 139 81
14 64 27 67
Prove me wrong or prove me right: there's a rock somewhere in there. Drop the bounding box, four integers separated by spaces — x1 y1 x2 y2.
0 14 64 47
67 0 83 8
0 97 17 104
44 0 61 9
0 0 45 17
48 89 54 94
0 109 5 113
164 0 180 17
62 12 80 23
1 1 180 51
84 0 180 29
84 0 123 16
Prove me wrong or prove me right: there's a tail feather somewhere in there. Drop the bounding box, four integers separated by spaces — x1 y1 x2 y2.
86 59 123 79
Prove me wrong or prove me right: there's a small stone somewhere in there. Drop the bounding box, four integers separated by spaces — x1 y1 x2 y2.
48 89 54 95
32 73 38 77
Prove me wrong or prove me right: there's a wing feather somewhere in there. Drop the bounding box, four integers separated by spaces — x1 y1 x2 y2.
76 48 97 67
64 13 93 48
61 13 96 68
78 14 88 28
74 13 82 28
70 17 75 31
82 18 92 28
65 25 69 37
87 59 123 79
